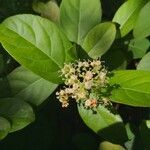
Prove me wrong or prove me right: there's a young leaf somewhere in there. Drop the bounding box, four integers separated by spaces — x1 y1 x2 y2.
110 70 150 107
129 38 150 59
0 14 74 83
33 1 60 23
113 0 149 37
137 52 150 70
82 22 116 59
0 117 11 140
0 98 35 132
133 1 150 39
60 0 102 44
78 105 128 144
8 66 58 106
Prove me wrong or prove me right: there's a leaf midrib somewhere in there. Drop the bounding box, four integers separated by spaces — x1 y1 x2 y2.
3 18 61 69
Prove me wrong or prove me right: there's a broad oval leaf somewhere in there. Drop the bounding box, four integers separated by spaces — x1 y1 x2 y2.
133 1 150 38
8 66 58 106
82 22 116 59
110 70 150 107
0 98 35 132
0 14 75 83
137 52 150 70
129 38 150 59
113 0 149 37
60 0 102 45
78 105 128 144
0 117 11 140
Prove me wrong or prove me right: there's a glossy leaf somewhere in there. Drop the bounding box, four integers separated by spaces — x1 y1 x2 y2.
133 1 150 38
110 70 150 107
60 0 102 44
137 52 150 70
0 98 35 132
82 22 116 59
113 0 149 37
0 14 74 83
8 66 58 106
0 117 11 140
78 105 128 144
129 38 150 59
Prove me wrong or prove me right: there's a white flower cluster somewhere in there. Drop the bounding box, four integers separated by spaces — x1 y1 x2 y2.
56 60 111 109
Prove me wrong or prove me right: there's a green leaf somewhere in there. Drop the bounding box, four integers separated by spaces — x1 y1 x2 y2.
60 0 102 45
8 66 58 106
33 1 60 23
110 70 150 107
0 98 35 132
0 117 11 140
133 1 150 39
99 141 126 150
0 14 74 83
113 0 149 37
78 105 128 144
137 52 150 70
129 38 150 59
82 22 116 59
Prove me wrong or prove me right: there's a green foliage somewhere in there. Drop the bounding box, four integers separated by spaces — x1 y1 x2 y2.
129 38 150 59
33 1 60 23
8 66 58 105
0 0 150 149
137 52 150 70
110 70 150 107
0 98 35 133
78 105 128 144
113 0 149 37
0 117 11 140
99 141 126 150
82 22 116 59
0 14 75 83
133 1 150 39
60 0 102 44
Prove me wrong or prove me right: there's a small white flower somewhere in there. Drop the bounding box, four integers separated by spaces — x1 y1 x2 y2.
85 71 93 81
73 84 79 90
56 59 110 108
65 88 74 94
85 99 92 107
91 60 101 66
84 81 93 90
77 91 86 99
99 71 106 81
